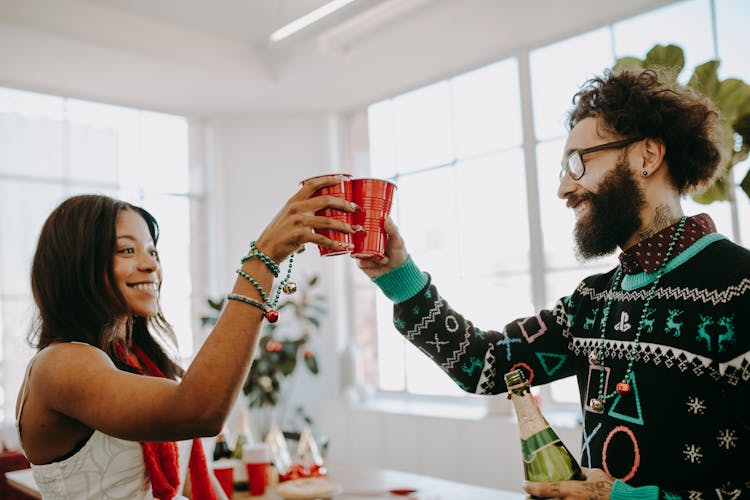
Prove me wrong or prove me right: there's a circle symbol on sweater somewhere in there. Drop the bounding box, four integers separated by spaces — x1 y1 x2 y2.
601 425 640 482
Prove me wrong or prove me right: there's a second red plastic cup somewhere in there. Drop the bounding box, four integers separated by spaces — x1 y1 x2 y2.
243 444 270 496
351 178 397 260
301 174 353 256
212 461 235 499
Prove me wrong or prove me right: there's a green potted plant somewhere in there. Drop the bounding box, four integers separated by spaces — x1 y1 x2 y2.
613 44 750 203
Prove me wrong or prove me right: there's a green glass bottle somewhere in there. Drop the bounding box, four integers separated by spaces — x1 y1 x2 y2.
504 369 584 496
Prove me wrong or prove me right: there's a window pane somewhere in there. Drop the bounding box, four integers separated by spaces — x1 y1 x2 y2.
682 195 735 237
141 112 189 194
396 168 460 283
531 28 614 141
456 150 529 274
716 0 750 81
368 100 397 178
453 59 522 157
393 82 453 173
0 181 65 296
0 112 64 178
66 99 139 186
613 0 714 85
550 375 579 404
0 87 63 120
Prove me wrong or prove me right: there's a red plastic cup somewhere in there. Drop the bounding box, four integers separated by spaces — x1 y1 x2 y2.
243 444 270 496
212 461 235 499
301 174 353 256
351 178 397 260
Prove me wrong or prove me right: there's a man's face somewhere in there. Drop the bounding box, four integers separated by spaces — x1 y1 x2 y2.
559 118 645 260
568 158 645 259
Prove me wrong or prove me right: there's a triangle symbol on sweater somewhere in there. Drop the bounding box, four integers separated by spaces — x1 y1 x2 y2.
535 352 567 376
607 372 644 426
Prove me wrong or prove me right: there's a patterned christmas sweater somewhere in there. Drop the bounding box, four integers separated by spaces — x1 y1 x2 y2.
373 233 750 500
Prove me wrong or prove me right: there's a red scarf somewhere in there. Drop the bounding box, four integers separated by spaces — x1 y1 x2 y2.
115 343 218 500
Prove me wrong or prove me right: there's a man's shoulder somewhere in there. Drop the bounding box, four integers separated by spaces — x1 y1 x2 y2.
695 236 750 272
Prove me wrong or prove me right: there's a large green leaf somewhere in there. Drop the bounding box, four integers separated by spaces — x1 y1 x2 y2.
715 78 750 121
644 44 685 75
613 57 644 71
692 174 734 204
688 60 721 98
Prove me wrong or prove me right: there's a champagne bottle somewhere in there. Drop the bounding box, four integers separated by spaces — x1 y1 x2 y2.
213 432 232 461
504 369 584 492
232 433 248 460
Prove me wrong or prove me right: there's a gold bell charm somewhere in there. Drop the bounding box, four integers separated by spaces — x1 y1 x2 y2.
589 398 605 413
282 281 297 295
589 350 600 365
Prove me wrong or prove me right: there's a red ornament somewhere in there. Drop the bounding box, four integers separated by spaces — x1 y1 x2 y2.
265 310 280 323
616 382 632 395
266 341 282 352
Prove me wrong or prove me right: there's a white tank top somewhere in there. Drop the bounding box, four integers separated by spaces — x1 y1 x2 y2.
16 348 193 500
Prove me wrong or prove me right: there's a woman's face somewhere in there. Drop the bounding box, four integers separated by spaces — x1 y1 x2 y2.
113 209 162 318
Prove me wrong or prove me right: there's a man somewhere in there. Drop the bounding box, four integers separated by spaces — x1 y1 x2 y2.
357 69 749 499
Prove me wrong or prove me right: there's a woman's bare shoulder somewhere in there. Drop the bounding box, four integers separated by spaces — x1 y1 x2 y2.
33 342 116 380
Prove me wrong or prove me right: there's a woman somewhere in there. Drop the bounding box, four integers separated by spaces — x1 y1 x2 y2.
15 175 356 499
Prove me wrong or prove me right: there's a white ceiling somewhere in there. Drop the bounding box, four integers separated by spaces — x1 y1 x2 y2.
0 0 677 116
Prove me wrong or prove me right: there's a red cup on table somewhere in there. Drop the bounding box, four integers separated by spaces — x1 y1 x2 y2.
351 178 397 260
243 444 271 496
301 174 353 256
212 460 236 499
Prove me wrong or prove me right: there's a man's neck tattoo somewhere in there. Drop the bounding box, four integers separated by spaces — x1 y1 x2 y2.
639 205 677 240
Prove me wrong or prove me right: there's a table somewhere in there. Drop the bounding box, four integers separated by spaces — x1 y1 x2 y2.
7 463 525 499
5 469 38 499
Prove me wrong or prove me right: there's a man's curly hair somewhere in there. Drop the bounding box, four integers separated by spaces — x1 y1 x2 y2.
567 68 723 194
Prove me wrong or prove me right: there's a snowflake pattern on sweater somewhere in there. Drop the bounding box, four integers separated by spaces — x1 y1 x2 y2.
385 235 750 499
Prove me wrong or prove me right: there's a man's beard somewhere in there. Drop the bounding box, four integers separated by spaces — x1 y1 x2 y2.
571 160 645 260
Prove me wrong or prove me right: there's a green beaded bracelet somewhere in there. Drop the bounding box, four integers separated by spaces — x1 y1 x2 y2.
239 241 280 277
235 268 270 302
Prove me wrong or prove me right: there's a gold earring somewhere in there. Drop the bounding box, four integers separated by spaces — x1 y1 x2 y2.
642 170 648 177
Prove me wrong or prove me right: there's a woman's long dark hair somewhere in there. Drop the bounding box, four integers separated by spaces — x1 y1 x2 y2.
29 194 184 379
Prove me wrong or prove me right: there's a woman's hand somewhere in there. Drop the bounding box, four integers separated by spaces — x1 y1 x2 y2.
356 217 408 279
254 175 358 263
522 469 614 499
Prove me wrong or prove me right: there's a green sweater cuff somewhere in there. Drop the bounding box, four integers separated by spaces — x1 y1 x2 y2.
372 255 429 304
610 480 659 500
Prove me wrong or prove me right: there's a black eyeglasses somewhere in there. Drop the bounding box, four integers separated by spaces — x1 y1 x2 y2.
559 137 644 182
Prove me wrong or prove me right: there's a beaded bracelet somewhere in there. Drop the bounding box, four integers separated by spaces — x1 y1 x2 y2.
235 268 270 303
239 241 280 277
227 293 268 315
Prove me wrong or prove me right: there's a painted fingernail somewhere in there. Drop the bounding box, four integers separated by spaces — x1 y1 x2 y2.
350 202 361 210
352 224 366 232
